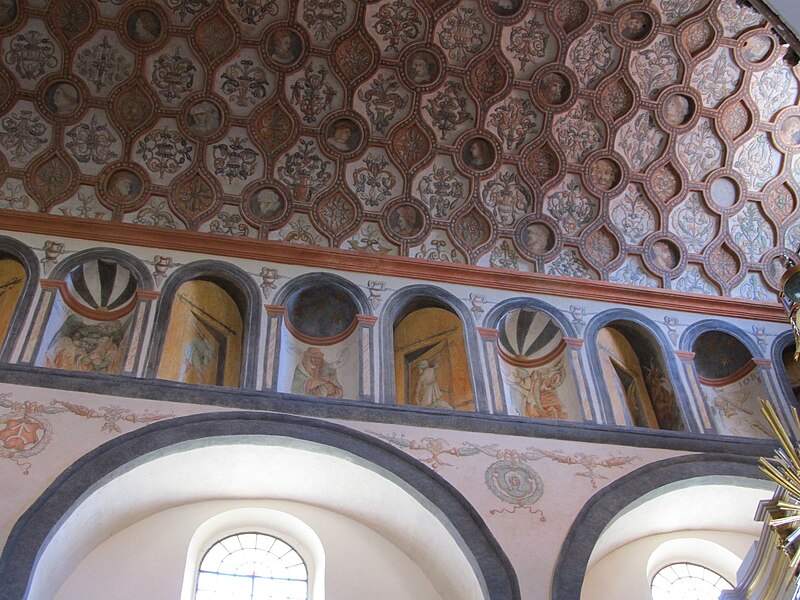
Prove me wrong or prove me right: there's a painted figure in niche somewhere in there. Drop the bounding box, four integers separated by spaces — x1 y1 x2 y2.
126 9 162 45
291 347 344 398
405 50 438 85
268 29 302 65
414 359 447 408
643 358 681 430
598 327 665 429
44 314 129 373
0 0 17 27
462 137 494 171
506 359 567 419
707 381 770 437
44 82 80 117
619 11 652 41
0 258 24 346
157 280 243 387
325 118 361 153
394 306 474 411
186 100 221 136
538 73 570 106
780 116 800 147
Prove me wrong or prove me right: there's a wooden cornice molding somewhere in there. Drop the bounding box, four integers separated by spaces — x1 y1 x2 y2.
4 211 787 322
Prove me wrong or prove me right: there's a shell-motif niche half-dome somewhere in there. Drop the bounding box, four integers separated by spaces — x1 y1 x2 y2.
498 308 564 365
65 259 138 314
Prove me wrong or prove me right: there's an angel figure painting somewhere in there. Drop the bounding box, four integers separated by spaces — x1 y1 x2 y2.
393 306 474 411
703 372 771 438
43 313 130 374
503 359 568 420
291 346 346 398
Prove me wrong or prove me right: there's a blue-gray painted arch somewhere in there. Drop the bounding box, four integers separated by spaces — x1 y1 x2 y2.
0 236 40 362
679 319 765 359
584 308 695 432
551 454 768 600
144 260 262 388
0 412 520 600
273 271 372 316
771 329 798 408
379 284 488 411
48 247 155 291
482 297 577 338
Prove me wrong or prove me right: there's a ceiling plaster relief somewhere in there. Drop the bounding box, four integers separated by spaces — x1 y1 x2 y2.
0 0 795 301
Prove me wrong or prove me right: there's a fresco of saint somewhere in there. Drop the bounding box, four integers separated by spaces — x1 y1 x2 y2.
291 347 343 398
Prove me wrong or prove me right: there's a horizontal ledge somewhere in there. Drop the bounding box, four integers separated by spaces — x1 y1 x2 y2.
1 211 786 322
0 363 779 457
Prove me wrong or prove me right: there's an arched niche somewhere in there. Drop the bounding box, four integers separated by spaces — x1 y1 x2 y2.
146 261 261 389
682 322 772 439
26 249 154 376
380 286 485 411
483 299 585 421
0 236 39 361
586 310 689 431
0 413 520 600
772 330 800 406
552 455 772 600
272 273 373 401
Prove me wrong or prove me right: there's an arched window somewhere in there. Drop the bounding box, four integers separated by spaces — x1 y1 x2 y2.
650 562 732 600
196 532 308 600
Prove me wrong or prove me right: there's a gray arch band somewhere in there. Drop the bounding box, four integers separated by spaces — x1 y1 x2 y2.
0 411 520 600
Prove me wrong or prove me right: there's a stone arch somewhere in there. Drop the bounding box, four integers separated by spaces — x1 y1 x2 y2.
679 319 764 359
772 329 798 406
0 236 40 361
584 308 693 431
145 260 262 388
551 454 767 600
0 412 520 600
379 284 487 411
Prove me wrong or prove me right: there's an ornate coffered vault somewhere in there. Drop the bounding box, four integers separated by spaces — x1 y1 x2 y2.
0 0 798 300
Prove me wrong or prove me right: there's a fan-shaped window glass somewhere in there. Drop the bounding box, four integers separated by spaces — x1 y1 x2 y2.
651 563 732 600
196 533 308 600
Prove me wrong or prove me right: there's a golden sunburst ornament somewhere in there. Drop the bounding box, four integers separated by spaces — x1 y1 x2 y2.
759 400 800 572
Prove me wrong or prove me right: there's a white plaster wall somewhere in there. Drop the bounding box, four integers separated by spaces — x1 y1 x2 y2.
54 499 445 600
582 531 756 600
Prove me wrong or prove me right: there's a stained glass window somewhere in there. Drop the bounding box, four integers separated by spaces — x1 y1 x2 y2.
196 532 308 600
651 562 733 600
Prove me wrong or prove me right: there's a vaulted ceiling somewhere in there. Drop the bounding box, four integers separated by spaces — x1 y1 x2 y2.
0 0 798 301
